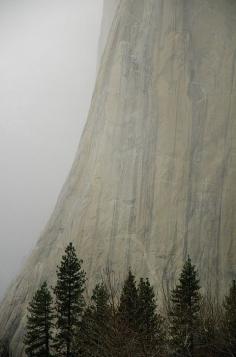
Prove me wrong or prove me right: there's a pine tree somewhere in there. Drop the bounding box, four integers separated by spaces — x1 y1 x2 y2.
0 339 10 357
169 256 201 357
116 269 140 355
118 269 138 330
24 282 54 357
54 242 86 357
224 280 236 356
76 307 94 356
90 282 111 340
137 278 165 355
78 283 112 356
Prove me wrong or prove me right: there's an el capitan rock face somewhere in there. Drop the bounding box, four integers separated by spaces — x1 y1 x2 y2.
1 0 236 354
98 0 119 63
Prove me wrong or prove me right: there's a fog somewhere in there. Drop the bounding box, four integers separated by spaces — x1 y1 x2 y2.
0 0 103 298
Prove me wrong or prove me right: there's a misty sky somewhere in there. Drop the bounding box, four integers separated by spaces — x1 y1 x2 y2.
0 0 103 298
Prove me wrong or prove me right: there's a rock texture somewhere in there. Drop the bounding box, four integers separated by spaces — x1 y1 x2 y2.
98 0 119 63
1 0 236 355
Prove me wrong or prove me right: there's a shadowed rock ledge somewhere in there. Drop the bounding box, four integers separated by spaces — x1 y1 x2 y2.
0 0 236 355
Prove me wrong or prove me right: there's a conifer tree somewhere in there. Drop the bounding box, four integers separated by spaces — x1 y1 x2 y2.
0 339 10 357
118 269 138 330
78 283 112 356
54 242 86 357
224 280 236 356
91 282 111 331
169 256 201 357
137 278 165 355
115 269 140 355
76 307 94 356
24 282 54 357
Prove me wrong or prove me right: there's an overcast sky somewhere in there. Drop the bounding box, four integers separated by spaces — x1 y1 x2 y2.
0 0 103 298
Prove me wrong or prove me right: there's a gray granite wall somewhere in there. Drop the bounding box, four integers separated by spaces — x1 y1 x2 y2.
0 0 236 355
97 0 120 64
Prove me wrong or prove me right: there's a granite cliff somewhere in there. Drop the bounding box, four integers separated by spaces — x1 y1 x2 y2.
0 0 236 355
98 0 119 63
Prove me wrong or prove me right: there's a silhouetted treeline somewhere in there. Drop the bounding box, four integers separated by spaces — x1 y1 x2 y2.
4 243 235 357
0 339 10 357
